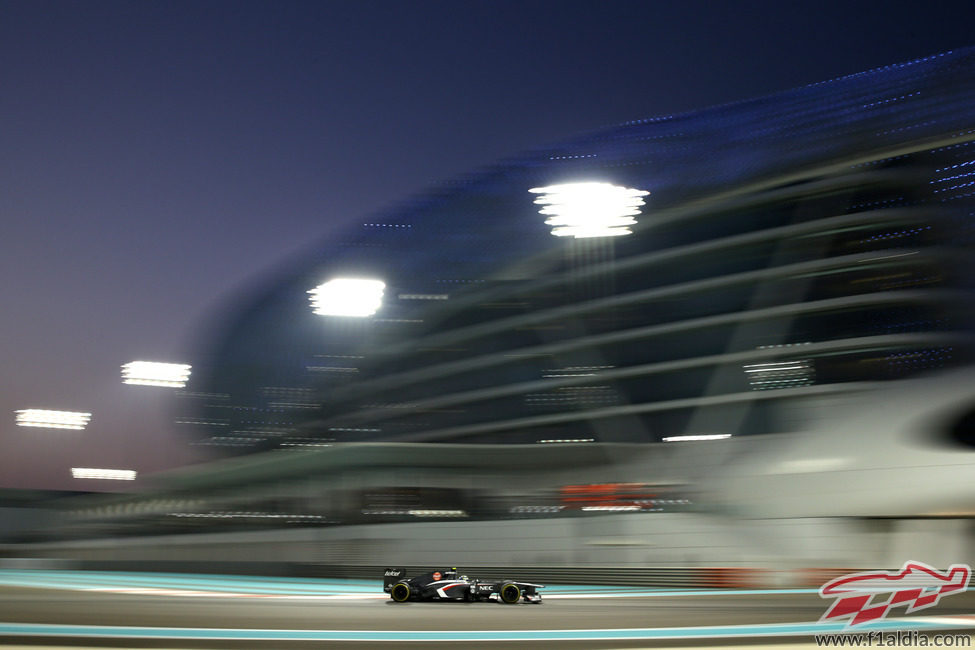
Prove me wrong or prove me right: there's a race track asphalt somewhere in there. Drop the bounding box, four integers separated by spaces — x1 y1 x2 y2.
1 571 973 648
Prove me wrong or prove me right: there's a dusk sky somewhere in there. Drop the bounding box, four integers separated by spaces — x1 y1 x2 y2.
2 0 974 491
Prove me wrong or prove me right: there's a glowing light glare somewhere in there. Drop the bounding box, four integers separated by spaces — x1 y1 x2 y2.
122 361 192 387
529 182 649 238
71 468 137 481
308 278 385 317
408 509 468 517
662 434 732 442
15 409 91 430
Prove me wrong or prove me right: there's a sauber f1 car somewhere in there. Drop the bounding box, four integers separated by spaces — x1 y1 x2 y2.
384 568 543 604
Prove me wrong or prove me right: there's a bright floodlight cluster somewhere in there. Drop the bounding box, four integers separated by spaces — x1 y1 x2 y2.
15 409 92 430
122 361 192 387
529 182 649 238
308 278 385 317
662 434 732 442
71 467 137 481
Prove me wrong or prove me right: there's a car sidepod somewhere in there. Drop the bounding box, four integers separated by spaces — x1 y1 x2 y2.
423 579 471 600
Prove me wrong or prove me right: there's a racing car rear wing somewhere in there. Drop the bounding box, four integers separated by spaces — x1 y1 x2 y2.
383 567 406 590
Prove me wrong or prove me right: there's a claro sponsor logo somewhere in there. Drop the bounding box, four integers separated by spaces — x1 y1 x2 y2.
818 561 971 627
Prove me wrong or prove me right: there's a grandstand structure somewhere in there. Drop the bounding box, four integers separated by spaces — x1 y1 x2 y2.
181 48 975 454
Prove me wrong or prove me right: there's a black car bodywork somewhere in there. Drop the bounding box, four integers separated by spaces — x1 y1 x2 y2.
383 567 543 604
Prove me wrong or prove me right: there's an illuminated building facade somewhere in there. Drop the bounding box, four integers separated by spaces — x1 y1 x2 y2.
182 49 975 454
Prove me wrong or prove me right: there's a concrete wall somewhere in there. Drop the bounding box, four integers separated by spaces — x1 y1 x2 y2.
12 512 970 578
0 507 55 541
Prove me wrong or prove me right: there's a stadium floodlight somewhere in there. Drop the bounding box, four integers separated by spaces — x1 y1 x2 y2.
529 182 649 238
122 361 192 387
15 409 92 430
71 468 137 481
662 434 732 442
308 278 385 317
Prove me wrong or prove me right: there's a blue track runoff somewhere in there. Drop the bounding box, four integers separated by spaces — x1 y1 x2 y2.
0 619 970 642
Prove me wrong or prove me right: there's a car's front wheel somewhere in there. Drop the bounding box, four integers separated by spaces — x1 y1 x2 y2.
390 582 411 602
499 582 521 604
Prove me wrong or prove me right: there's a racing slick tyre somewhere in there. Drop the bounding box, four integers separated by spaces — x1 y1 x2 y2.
390 582 411 602
499 582 521 604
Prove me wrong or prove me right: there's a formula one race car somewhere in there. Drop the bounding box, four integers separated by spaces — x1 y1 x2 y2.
384 567 543 604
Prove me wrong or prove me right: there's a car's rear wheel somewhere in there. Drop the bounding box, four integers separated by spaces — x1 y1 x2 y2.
390 582 411 602
499 582 521 604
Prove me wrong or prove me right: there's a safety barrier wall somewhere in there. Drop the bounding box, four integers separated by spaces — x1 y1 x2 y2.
3 512 933 575
0 557 855 588
298 564 856 588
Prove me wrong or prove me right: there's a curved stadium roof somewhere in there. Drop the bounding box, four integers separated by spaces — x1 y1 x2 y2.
183 48 975 453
